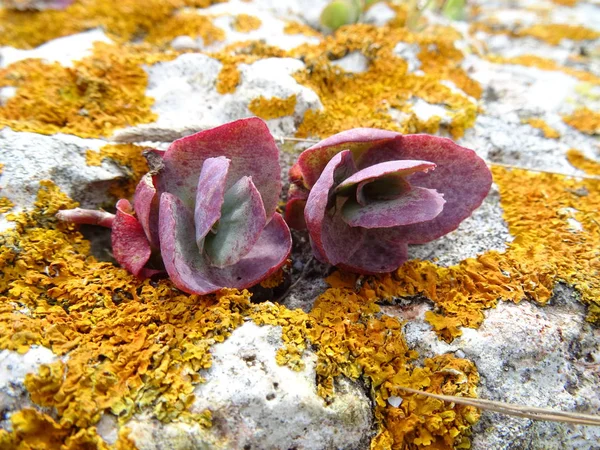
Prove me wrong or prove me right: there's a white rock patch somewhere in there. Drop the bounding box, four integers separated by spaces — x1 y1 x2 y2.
0 29 112 68
113 54 321 142
126 321 373 450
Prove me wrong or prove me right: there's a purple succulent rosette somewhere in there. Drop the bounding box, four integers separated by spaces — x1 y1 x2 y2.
58 118 292 295
285 129 492 274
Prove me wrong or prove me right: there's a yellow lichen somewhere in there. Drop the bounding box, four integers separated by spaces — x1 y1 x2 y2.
283 20 323 38
0 0 226 49
487 54 600 85
523 118 560 139
248 94 297 120
86 144 149 199
551 0 578 5
145 11 225 47
0 42 177 138
0 196 14 213
566 148 600 175
290 23 479 140
562 107 600 135
517 24 600 46
232 14 262 33
328 165 600 340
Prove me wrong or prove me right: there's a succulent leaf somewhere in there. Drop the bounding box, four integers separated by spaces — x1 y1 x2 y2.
194 156 230 246
341 186 445 228
112 199 153 277
305 150 364 266
204 176 267 269
134 173 160 248
156 117 281 219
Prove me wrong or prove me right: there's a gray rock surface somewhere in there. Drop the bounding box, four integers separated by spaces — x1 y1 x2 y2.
125 322 373 450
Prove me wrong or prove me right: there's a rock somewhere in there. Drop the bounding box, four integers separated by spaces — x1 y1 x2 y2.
112 54 322 142
0 128 130 230
0 346 58 431
395 284 600 450
0 29 112 68
125 322 373 450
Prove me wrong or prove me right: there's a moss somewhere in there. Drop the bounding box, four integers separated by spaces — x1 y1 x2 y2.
0 42 177 138
523 118 560 139
248 95 297 120
328 166 600 340
562 107 600 135
232 14 262 33
0 0 226 49
86 144 149 199
566 148 600 175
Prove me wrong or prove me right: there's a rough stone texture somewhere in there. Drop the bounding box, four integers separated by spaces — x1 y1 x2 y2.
0 128 130 230
113 54 322 142
125 322 373 450
0 346 58 431
390 284 600 450
0 29 111 68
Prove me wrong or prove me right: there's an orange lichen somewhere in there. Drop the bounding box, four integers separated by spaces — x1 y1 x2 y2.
0 42 178 138
551 0 578 5
248 94 297 120
283 20 323 38
517 24 600 46
212 41 286 94
86 143 149 199
307 288 480 449
328 165 600 340
232 14 262 33
0 196 14 213
566 148 600 175
0 408 136 449
290 23 479 139
523 118 560 139
562 107 600 135
0 0 226 49
145 10 225 47
487 54 600 85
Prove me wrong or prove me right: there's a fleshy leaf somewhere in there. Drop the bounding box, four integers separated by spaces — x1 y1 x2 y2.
341 186 445 228
56 208 115 228
335 160 435 195
305 150 364 265
355 176 411 206
204 176 267 268
156 117 281 219
159 193 290 295
337 229 409 274
194 156 230 246
378 135 492 243
296 128 400 188
112 199 152 277
134 173 160 248
284 183 309 230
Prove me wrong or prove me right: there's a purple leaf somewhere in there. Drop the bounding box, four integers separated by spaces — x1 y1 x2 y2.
56 208 115 228
194 156 230 245
295 128 400 188
305 150 364 265
112 199 152 277
156 117 281 220
284 183 309 230
204 176 267 269
341 186 445 228
337 229 409 274
376 135 492 243
134 174 160 248
159 193 290 295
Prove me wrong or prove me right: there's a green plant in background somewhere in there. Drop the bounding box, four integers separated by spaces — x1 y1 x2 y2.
320 0 467 31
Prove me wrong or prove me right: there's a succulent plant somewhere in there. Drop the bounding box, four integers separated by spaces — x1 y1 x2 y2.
285 129 492 274
58 118 292 295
